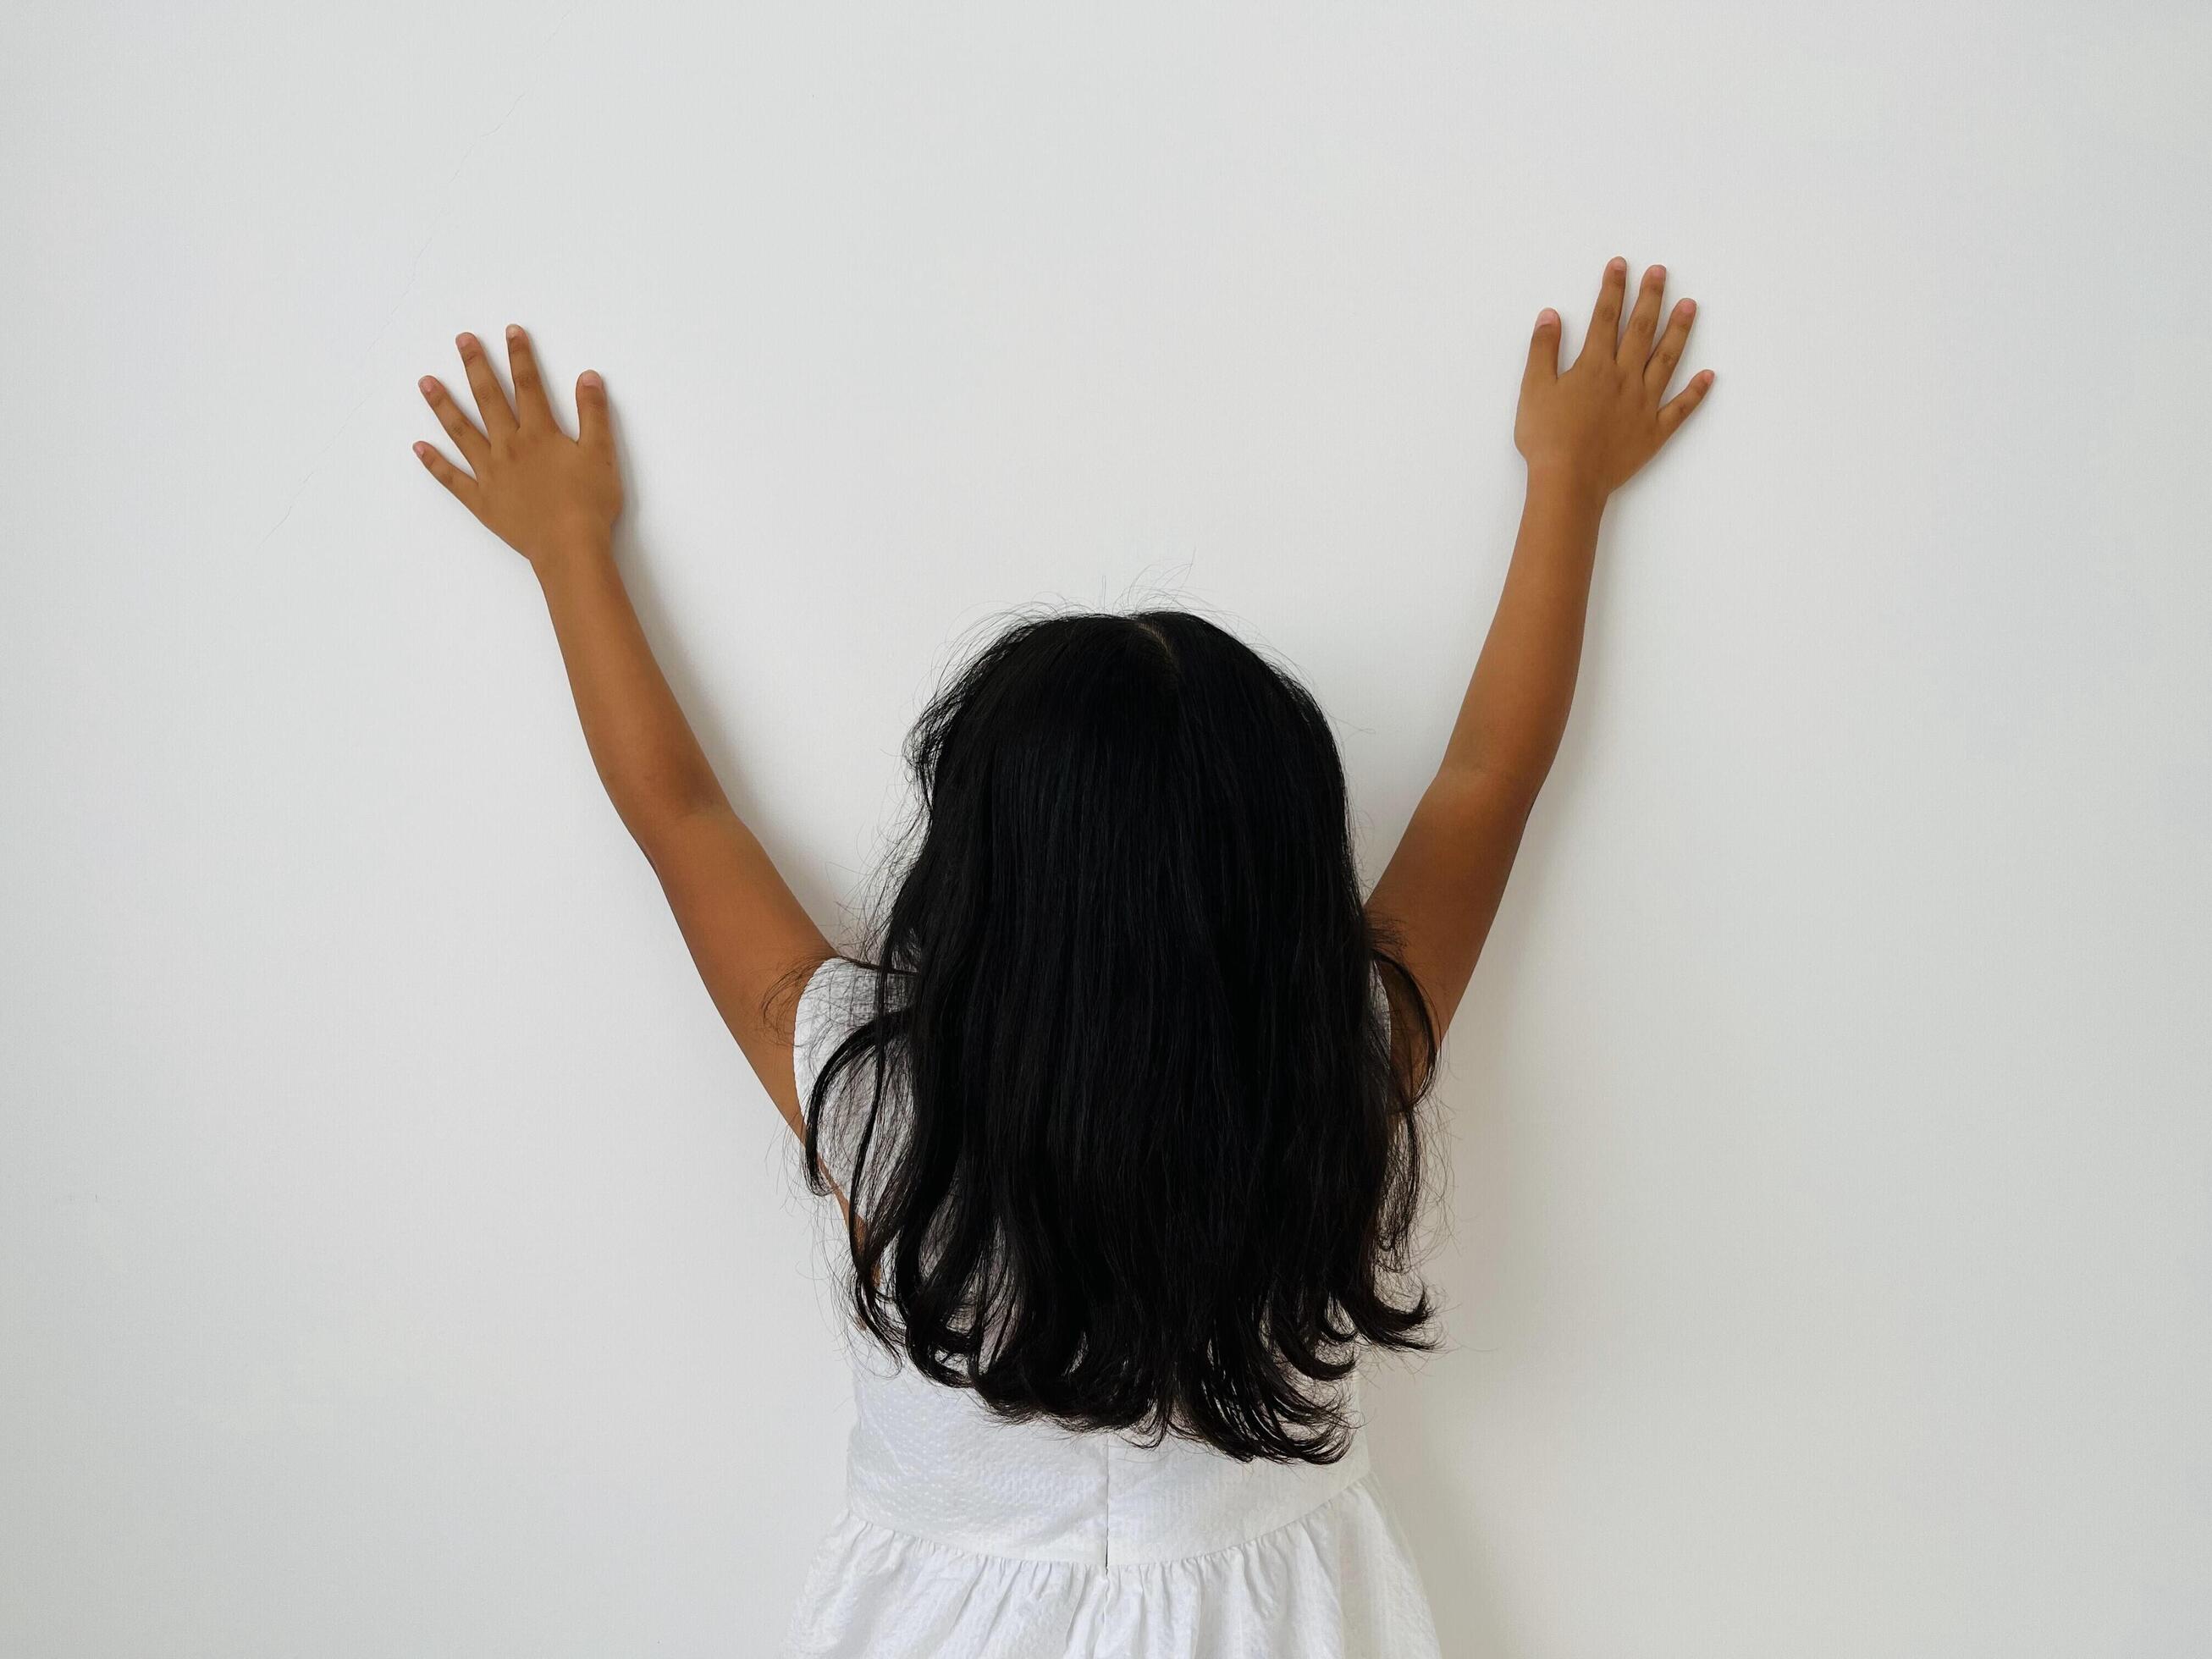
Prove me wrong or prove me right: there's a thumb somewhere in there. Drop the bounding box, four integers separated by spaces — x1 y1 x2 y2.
1524 308 1560 386
576 369 611 453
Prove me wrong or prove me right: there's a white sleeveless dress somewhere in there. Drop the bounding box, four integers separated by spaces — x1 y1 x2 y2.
781 956 1442 1659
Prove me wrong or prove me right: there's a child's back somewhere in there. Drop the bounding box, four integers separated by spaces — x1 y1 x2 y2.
781 956 1439 1658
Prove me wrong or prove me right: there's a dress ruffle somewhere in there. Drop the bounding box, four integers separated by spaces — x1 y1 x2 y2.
780 1471 1441 1658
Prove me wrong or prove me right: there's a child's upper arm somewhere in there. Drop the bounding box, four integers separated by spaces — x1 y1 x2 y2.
635 802 835 1142
1362 769 1542 1093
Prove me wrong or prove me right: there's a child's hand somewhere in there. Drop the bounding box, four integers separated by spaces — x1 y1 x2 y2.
1514 256 1713 503
413 325 624 567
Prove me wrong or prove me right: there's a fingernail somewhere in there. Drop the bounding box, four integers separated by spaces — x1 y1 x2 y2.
1651 264 1665 279
1538 308 1558 326
456 333 474 351
581 370 603 390
418 376 436 394
1609 256 1626 273
506 324 522 340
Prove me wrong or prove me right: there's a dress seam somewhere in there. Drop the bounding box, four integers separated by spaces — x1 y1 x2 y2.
842 1466 1381 1574
1101 1426 1115 1568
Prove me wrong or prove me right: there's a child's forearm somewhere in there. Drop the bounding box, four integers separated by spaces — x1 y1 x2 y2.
1433 466 1607 802
531 529 728 846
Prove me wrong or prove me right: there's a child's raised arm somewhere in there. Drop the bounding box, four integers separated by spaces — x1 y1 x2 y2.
1365 257 1713 1088
413 327 832 1141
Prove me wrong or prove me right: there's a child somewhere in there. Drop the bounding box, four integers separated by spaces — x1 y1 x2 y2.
412 255 1712 1657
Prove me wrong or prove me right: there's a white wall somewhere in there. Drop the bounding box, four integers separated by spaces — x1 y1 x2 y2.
4 3 2207 1653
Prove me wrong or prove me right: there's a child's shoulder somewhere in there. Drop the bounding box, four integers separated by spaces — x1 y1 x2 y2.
797 955 889 1060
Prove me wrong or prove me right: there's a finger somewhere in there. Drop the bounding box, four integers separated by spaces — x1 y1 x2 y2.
575 369 612 456
504 323 558 431
1619 264 1667 369
455 332 516 434
417 375 489 467
413 438 479 507
1577 256 1629 365
1646 298 1696 398
1524 308 1561 388
1656 369 1716 440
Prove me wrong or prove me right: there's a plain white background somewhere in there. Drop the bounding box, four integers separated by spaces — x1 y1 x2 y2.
4 3 2208 1653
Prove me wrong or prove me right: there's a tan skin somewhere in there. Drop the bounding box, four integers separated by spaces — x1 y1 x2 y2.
1365 256 1713 1086
411 255 1712 1217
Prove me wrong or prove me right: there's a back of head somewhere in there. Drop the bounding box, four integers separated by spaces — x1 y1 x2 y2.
802 605 1442 1464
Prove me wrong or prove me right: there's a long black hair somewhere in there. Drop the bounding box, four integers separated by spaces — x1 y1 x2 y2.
796 605 1443 1464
